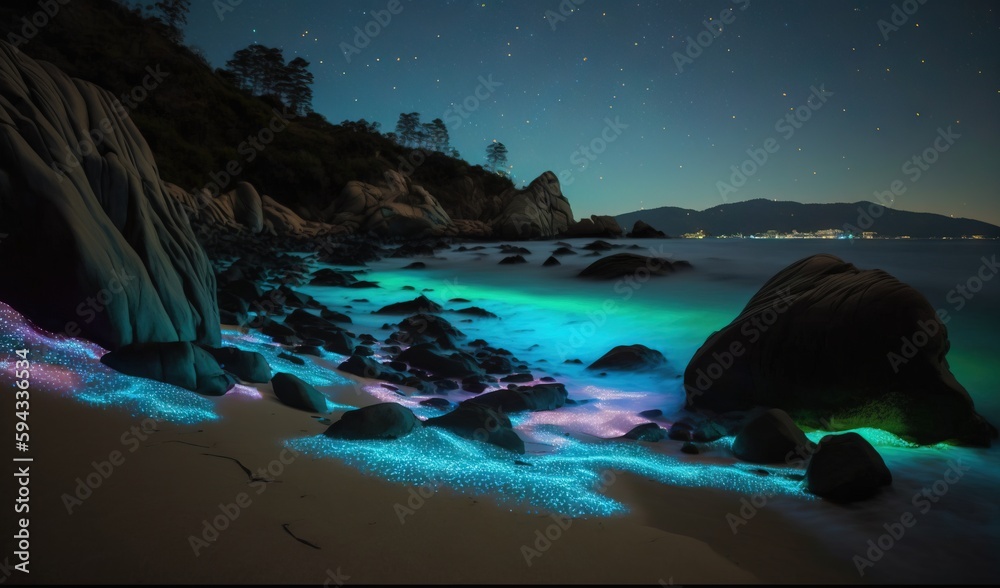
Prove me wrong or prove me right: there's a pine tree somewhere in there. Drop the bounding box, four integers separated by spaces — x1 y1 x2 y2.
486 141 509 173
395 113 421 147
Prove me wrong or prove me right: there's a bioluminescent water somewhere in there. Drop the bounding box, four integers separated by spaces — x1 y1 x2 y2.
6 240 998 566
0 301 218 424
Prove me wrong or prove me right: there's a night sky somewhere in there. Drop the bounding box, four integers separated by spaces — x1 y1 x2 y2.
184 1 999 225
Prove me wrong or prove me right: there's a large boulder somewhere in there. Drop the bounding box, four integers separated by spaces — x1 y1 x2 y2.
806 433 892 502
0 42 220 350
323 403 419 440
684 254 997 447
231 182 264 233
100 342 234 396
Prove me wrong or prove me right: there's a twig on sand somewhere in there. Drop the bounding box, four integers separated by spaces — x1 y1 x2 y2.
201 452 271 483
282 523 321 550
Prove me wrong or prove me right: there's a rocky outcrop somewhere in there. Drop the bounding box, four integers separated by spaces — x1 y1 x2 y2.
684 254 997 447
323 170 455 239
491 172 575 240
0 41 220 350
167 182 338 238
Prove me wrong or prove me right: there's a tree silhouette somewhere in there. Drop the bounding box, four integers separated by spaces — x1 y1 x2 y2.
153 0 190 43
395 112 421 147
224 45 314 113
279 57 314 115
486 141 508 173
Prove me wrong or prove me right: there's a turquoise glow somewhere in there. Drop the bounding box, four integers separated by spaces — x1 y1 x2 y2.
290 425 811 518
220 327 354 389
0 301 218 424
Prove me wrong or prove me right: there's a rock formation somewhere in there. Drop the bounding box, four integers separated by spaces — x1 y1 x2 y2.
684 254 997 447
0 41 219 350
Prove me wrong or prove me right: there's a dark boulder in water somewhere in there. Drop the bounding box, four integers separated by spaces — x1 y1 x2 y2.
543 256 561 267
463 383 568 413
392 314 465 349
397 344 484 379
579 254 692 280
806 433 892 502
374 295 443 315
425 403 525 454
324 403 419 440
684 254 997 447
732 409 814 464
499 255 528 265
587 344 666 371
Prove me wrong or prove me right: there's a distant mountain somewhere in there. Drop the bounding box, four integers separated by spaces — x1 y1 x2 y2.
616 199 1000 238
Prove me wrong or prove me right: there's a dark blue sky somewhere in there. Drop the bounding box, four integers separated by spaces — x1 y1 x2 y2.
183 1 999 225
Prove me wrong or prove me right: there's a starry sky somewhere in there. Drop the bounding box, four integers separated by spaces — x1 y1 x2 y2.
183 0 999 225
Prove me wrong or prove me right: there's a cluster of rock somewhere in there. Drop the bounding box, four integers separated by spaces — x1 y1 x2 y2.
165 167 641 242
